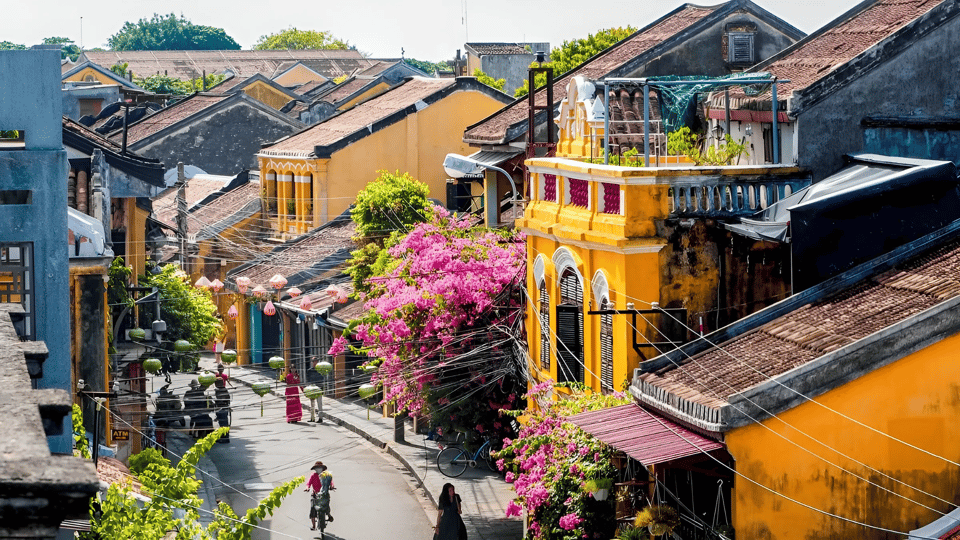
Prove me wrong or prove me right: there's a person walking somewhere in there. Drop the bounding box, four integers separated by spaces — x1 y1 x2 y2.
304 461 335 530
213 376 231 443
183 380 213 438
435 483 467 540
284 368 302 423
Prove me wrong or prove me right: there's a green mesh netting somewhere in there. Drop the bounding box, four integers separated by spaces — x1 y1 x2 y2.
643 72 773 134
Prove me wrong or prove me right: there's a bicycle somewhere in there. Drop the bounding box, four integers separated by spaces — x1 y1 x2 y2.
436 434 498 477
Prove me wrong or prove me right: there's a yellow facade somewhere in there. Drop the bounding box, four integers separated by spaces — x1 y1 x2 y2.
242 80 295 111
273 64 326 87
335 81 390 111
64 66 114 85
258 87 507 238
725 333 960 539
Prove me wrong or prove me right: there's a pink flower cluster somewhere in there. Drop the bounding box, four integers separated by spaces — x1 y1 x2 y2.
328 206 525 415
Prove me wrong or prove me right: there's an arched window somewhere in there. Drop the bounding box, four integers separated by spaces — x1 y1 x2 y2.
556 269 583 383
539 281 550 371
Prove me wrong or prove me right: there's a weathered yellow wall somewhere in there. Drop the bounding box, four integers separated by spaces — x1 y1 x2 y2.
274 65 325 87
64 66 111 84
336 82 390 111
243 81 293 110
126 200 147 286
726 333 960 539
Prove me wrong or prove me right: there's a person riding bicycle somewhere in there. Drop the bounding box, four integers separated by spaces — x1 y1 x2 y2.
304 461 335 530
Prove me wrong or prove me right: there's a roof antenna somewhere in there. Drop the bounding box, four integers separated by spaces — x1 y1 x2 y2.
401 47 405 60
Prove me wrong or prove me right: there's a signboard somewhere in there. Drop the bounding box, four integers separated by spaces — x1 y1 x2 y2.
112 429 129 441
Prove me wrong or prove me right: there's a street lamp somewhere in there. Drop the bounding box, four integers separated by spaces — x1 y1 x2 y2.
443 153 521 225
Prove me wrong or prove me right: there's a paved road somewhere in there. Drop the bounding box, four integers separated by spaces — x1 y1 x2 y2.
164 373 435 540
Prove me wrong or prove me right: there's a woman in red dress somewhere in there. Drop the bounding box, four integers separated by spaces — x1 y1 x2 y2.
284 369 302 423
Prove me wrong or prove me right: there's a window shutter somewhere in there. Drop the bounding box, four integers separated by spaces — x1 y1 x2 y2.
728 33 754 64
557 270 583 383
539 283 550 371
600 312 613 390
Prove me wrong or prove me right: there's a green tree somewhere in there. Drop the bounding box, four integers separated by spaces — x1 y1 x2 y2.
254 28 351 50
85 429 302 540
346 170 430 294
109 62 129 78
134 73 226 94
473 68 505 92
108 13 240 51
404 58 450 75
0 41 26 50
514 26 636 97
139 263 222 348
43 36 81 61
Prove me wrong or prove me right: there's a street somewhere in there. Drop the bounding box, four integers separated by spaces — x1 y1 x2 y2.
165 371 435 540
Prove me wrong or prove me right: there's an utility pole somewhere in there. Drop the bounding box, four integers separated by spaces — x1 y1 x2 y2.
176 162 187 268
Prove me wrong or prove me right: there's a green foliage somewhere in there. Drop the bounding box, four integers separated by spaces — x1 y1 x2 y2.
139 264 222 350
134 73 226 95
473 68 505 92
404 58 450 75
0 130 20 139
72 404 90 459
254 27 351 50
0 41 26 51
109 62 129 78
346 170 429 295
43 36 81 61
127 447 169 476
617 524 650 540
108 257 134 328
332 74 349 84
88 428 303 540
589 146 643 167
514 26 635 97
667 127 749 166
108 13 240 51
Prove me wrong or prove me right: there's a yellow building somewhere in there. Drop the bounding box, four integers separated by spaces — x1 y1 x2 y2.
521 76 809 393
256 77 513 239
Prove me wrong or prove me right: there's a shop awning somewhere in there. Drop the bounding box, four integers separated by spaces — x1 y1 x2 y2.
567 404 724 465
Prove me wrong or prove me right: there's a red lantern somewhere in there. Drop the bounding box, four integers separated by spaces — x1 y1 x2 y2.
263 300 276 316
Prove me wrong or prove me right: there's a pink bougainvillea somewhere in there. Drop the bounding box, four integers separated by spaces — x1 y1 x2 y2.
329 206 525 424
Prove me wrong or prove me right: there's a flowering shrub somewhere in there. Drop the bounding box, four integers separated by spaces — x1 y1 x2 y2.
496 380 632 540
330 206 526 432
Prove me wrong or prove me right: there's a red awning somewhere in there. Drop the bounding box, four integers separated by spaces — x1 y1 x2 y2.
567 404 724 465
707 107 791 124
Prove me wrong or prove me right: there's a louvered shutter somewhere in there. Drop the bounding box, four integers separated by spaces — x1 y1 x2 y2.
539 283 550 371
557 270 583 383
600 312 613 390
728 33 754 64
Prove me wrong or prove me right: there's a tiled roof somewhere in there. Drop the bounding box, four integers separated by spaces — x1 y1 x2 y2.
466 43 530 56
356 60 398 77
726 0 943 107
97 456 145 497
189 181 261 238
294 80 329 96
638 236 960 407
463 5 716 144
316 76 379 105
229 216 356 287
82 50 374 81
207 75 245 94
152 175 233 230
262 78 456 156
63 116 123 152
116 94 229 144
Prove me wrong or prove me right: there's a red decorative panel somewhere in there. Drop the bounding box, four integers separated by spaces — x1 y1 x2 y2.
544 174 557 202
570 178 589 207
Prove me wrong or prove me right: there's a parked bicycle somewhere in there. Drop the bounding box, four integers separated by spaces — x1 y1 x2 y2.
436 433 498 478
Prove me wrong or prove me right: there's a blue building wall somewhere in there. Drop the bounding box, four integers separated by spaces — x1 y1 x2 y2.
0 46 72 453
864 126 960 166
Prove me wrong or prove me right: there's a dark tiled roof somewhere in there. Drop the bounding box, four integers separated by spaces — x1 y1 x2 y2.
229 217 355 286
639 237 960 405
189 181 261 237
63 116 123 152
116 94 229 144
607 88 663 153
82 50 374 81
152 175 232 229
263 78 456 156
463 5 716 143
207 75 244 94
466 43 530 56
294 80 329 96
316 76 380 105
728 0 943 107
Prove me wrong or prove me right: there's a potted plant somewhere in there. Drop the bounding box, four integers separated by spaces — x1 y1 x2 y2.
635 505 679 537
616 524 649 540
583 477 614 501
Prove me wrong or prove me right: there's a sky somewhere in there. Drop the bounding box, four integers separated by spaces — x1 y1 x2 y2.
4 0 864 61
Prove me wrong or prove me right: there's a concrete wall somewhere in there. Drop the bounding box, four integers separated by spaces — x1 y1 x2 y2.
864 126 960 165
796 14 960 181
0 47 72 453
623 12 799 78
133 101 301 175
62 85 122 121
